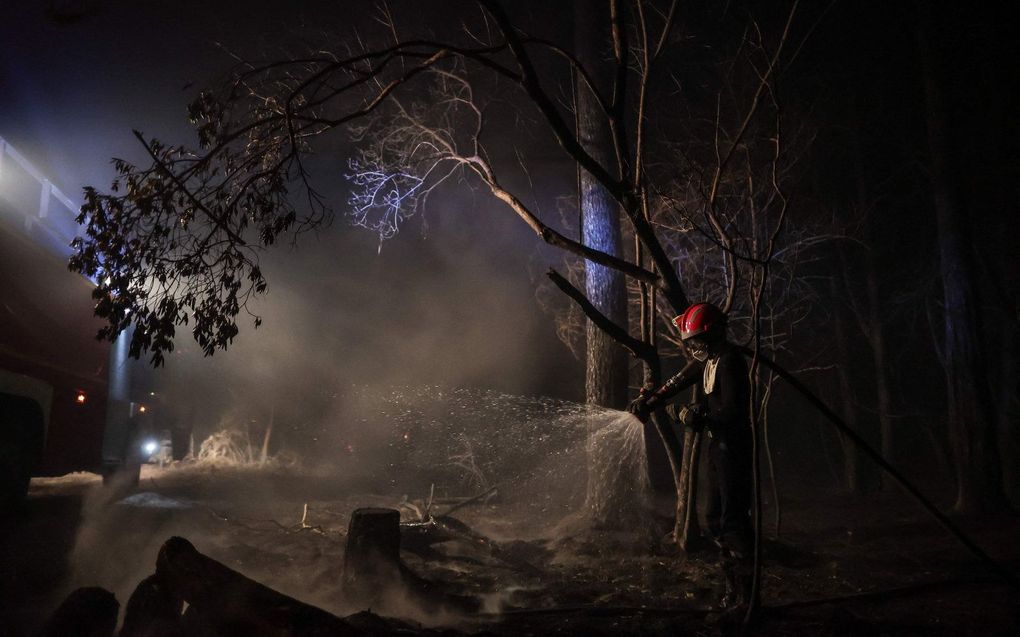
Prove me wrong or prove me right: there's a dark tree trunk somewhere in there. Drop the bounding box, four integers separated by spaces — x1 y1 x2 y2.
574 1 628 411
915 7 1007 514
865 256 895 481
673 428 703 552
850 116 896 486
830 278 862 494
998 318 1020 504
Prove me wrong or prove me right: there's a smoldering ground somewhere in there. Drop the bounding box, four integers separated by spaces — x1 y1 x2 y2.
57 404 659 629
5 2 638 628
48 152 619 627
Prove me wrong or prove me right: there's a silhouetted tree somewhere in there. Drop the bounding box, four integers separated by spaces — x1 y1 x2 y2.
574 1 628 410
914 5 1007 514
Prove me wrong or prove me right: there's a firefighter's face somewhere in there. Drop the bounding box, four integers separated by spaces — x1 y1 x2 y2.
685 336 710 362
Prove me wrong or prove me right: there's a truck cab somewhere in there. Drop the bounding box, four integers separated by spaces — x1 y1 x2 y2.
0 137 149 504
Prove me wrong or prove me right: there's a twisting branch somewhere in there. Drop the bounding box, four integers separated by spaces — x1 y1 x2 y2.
706 0 800 203
477 0 625 199
345 66 662 287
547 269 657 367
72 35 486 363
483 168 661 286
609 0 631 183
480 0 691 313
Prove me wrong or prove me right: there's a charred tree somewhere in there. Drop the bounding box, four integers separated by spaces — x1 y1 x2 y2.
574 1 629 410
341 507 403 605
673 427 703 552
831 277 862 494
865 248 895 487
849 110 896 487
915 5 1007 514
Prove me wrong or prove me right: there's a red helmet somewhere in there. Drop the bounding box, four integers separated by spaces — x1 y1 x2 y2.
672 302 726 341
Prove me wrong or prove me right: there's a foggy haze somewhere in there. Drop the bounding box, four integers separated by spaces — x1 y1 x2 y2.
1 0 586 443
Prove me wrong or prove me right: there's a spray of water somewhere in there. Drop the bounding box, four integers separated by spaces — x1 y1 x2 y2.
579 411 653 528
315 386 659 539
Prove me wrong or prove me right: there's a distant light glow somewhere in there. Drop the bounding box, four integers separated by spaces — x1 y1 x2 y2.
75 390 87 404
143 440 158 455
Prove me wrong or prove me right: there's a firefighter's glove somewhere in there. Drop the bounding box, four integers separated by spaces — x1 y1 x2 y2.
668 402 705 431
627 388 653 422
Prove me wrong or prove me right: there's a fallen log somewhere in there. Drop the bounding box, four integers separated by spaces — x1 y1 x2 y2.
748 348 1020 589
155 536 358 637
177 605 217 637
431 515 543 577
119 573 182 637
38 587 119 637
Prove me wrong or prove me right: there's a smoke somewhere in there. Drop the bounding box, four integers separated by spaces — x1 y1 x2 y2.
58 396 657 628
3 0 587 470
5 2 657 628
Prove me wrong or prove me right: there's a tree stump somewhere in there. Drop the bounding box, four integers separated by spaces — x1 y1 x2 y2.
341 508 402 606
38 587 119 637
120 573 182 637
342 508 481 614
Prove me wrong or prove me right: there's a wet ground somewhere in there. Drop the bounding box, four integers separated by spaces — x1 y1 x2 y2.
2 464 1019 636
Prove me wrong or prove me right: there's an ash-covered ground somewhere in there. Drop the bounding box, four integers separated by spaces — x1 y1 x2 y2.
2 390 1019 635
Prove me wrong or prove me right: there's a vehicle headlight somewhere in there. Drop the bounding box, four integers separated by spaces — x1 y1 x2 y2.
143 440 159 455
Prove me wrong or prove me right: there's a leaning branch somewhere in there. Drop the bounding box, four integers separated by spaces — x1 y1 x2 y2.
547 268 657 366
479 0 690 314
746 347 1020 590
468 157 661 287
477 0 625 198
707 0 799 203
132 131 247 248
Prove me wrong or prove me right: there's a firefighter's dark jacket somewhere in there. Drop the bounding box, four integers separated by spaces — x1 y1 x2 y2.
645 346 751 444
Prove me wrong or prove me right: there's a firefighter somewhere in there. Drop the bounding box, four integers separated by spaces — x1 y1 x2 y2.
628 302 753 611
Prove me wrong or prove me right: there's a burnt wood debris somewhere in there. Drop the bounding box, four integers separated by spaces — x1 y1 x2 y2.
38 506 508 637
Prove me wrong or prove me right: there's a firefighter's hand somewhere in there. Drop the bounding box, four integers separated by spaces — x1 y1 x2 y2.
627 390 652 422
669 402 705 431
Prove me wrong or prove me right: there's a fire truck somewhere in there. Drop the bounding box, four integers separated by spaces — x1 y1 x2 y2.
0 137 153 505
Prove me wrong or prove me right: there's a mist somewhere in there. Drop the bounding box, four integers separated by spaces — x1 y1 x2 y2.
2 0 587 458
